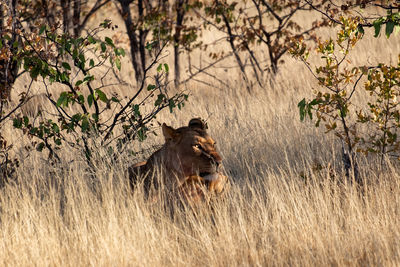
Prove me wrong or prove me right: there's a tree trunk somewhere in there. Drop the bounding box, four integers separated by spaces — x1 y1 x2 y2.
73 0 81 37
0 4 4 31
138 0 147 81
119 0 144 82
174 44 180 88
41 0 55 26
173 0 186 88
0 0 19 102
61 0 71 34
220 9 251 92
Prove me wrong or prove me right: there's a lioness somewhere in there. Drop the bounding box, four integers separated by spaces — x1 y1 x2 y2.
128 118 228 203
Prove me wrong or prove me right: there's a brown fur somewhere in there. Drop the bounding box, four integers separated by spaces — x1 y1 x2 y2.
128 118 228 202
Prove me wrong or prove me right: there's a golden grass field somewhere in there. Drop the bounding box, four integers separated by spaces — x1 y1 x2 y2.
1 4 400 266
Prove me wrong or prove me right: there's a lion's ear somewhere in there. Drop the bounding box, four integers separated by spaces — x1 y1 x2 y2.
188 118 208 130
162 123 177 141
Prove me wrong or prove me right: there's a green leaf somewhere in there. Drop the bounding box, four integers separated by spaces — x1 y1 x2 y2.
83 75 94 82
59 72 69 82
75 80 83 86
92 113 99 122
23 116 29 126
137 127 147 141
65 42 71 52
73 48 78 59
76 37 84 46
164 63 169 72
147 84 156 91
168 99 176 113
373 20 382 37
115 57 121 71
101 42 106 52
307 107 313 120
89 59 95 67
79 53 85 65
88 36 96 44
62 62 71 70
356 25 364 37
155 94 165 106
96 89 108 102
52 124 60 133
55 138 62 145
145 41 157 51
105 37 114 47
81 117 89 132
39 25 46 35
13 118 22 128
29 127 38 135
30 66 41 79
57 92 68 107
178 102 185 109
36 142 45 152
339 106 347 117
157 64 163 72
87 94 94 108
78 94 84 104
298 98 306 121
72 114 82 123
310 98 323 106
100 19 111 28
386 20 395 38
111 97 119 103
115 48 125 56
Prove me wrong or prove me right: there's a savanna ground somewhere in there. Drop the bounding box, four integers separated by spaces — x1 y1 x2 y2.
1 4 400 266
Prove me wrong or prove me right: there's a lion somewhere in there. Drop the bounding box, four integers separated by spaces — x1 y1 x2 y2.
128 118 228 203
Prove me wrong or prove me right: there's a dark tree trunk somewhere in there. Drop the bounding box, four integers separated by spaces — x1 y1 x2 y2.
73 0 81 37
173 0 187 88
118 0 148 83
0 5 3 32
41 0 55 26
0 0 19 102
61 0 71 34
174 43 180 88
219 3 250 92
137 0 148 81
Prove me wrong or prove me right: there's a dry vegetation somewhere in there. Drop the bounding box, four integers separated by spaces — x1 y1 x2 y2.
1 7 400 266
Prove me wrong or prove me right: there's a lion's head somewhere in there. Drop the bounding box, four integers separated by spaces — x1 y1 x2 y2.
129 118 228 202
161 118 223 182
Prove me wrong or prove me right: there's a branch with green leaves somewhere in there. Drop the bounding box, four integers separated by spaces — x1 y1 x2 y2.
7 20 188 165
291 14 400 162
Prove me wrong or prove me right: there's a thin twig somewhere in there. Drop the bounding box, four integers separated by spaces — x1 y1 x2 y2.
179 53 233 85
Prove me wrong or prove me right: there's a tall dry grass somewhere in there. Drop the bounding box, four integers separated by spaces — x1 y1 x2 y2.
1 7 400 266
